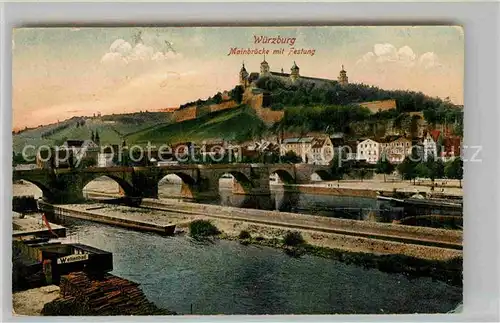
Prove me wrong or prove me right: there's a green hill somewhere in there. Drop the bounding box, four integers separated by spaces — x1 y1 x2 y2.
126 105 267 145
13 112 171 155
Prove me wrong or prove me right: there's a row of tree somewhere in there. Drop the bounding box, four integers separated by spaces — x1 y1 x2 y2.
256 76 460 113
41 122 71 139
91 130 101 145
397 154 463 187
178 90 232 110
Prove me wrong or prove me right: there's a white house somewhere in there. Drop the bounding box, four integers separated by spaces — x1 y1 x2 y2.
357 139 381 164
423 130 441 161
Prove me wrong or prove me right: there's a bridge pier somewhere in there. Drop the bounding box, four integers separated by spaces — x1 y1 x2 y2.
180 178 220 203
44 189 86 204
231 167 273 210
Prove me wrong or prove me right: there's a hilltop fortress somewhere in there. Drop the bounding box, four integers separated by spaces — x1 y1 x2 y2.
173 59 351 124
239 57 349 88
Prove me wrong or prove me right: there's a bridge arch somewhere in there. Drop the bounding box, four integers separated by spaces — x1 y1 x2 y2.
157 171 197 199
216 170 254 194
14 178 54 201
311 169 332 181
269 169 295 184
81 174 136 197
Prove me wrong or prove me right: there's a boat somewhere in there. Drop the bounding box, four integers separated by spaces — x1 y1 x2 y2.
376 195 463 218
13 238 113 286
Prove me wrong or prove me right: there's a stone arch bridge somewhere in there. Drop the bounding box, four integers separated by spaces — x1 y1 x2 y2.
13 164 332 208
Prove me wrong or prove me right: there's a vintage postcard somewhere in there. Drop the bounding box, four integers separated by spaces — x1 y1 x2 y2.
12 26 463 315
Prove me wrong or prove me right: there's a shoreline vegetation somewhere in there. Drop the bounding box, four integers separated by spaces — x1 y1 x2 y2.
188 221 462 288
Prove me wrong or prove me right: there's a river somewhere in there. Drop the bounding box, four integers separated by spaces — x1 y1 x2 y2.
53 218 462 315
13 182 462 314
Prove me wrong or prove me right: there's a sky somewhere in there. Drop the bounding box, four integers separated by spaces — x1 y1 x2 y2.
12 26 464 129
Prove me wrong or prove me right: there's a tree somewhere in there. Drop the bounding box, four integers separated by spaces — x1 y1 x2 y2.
91 131 95 142
436 134 445 157
398 155 418 184
213 92 223 104
231 85 244 104
358 168 368 182
375 154 395 182
415 162 430 179
281 151 302 164
453 122 463 137
95 131 100 145
445 157 463 188
329 154 345 182
424 156 445 184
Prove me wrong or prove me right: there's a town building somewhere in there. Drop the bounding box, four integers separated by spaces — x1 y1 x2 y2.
423 130 441 161
281 136 334 165
310 137 334 165
356 139 382 164
380 137 412 164
97 145 119 168
441 136 462 162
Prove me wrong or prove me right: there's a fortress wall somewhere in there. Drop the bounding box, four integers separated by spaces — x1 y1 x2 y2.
242 91 284 124
197 105 211 118
359 99 397 114
173 105 198 122
209 100 238 113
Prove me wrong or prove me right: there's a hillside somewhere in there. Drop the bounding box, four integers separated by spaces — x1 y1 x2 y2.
13 112 171 155
126 105 267 145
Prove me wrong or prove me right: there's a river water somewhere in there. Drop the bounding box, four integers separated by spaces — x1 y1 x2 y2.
13 181 462 314
54 219 462 315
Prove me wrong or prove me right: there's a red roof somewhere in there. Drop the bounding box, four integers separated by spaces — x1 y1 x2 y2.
430 130 441 142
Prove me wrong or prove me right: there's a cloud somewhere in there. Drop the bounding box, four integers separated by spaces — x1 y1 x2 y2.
418 52 442 69
100 52 127 65
356 51 375 65
373 43 398 63
109 39 132 55
356 43 438 70
100 38 181 65
397 45 417 67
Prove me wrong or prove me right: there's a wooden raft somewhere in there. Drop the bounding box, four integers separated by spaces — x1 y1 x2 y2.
41 272 176 316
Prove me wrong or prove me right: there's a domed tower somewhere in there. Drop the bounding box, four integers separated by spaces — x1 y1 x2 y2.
338 65 348 86
260 55 270 77
290 61 300 82
239 62 249 88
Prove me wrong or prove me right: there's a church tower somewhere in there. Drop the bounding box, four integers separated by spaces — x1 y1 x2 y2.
260 55 270 77
239 62 249 88
290 61 300 82
338 65 348 86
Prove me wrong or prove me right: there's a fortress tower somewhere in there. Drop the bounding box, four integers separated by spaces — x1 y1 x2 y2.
338 65 348 86
290 61 300 82
260 55 270 77
239 62 249 87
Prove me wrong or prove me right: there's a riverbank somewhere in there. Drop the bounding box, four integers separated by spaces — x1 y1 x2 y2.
13 285 61 316
39 199 462 286
290 178 463 199
220 234 462 287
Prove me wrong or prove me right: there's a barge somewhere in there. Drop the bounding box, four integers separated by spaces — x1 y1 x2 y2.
377 195 463 217
13 238 113 288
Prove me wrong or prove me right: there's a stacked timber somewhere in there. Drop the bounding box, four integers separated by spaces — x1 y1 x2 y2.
41 272 175 316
